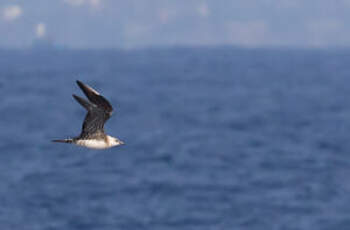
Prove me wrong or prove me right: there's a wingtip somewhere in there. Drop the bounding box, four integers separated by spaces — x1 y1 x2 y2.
76 80 83 87
72 94 81 101
74 80 112 112
76 80 101 95
72 94 92 110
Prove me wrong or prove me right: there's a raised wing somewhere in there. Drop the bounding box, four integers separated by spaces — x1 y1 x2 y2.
73 81 113 139
76 80 113 114
73 95 106 138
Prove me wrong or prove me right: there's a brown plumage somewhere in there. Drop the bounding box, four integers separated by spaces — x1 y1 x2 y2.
52 80 124 149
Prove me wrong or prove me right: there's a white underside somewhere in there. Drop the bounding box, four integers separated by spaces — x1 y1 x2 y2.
76 139 110 149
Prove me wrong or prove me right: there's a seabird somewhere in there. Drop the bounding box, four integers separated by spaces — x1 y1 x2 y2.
53 80 124 149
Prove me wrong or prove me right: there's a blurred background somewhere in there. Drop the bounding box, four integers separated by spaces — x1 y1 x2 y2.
1 0 349 49
1 1 350 230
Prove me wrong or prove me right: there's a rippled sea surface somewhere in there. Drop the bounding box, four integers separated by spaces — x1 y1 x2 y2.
1 47 350 229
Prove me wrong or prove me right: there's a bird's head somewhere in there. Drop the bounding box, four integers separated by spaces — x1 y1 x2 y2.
107 136 124 147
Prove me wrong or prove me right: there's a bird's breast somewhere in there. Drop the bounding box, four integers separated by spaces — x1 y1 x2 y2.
76 139 110 149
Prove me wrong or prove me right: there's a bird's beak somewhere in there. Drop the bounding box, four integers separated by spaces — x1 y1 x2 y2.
119 140 125 145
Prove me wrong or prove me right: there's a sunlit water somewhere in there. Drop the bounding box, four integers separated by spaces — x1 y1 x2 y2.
0 47 349 230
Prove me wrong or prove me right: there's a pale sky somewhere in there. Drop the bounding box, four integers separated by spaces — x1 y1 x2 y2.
1 0 349 49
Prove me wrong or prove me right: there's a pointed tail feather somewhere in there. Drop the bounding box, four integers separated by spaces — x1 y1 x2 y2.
52 139 73 144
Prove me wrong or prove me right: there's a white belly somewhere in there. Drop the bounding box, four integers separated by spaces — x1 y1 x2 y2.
76 139 110 149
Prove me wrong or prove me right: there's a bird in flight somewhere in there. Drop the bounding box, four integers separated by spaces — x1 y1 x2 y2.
53 80 124 149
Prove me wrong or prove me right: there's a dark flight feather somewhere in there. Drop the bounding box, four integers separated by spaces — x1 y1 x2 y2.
76 80 113 114
73 81 114 139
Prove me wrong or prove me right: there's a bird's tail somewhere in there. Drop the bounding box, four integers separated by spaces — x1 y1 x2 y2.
52 139 73 144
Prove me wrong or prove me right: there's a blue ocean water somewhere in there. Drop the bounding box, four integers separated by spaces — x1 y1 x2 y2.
0 47 350 229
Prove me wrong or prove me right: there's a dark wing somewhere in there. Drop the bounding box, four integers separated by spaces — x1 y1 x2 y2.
76 80 113 114
73 95 109 139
